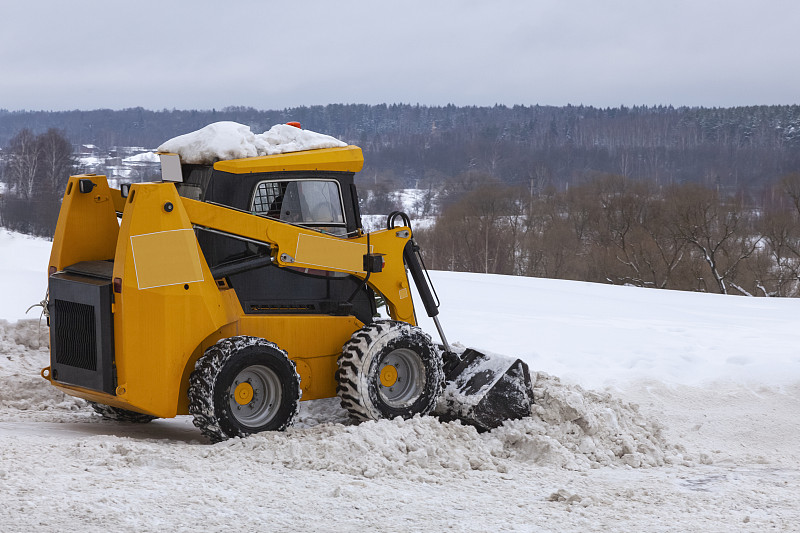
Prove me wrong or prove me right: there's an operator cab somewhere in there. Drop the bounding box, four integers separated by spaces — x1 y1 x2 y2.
170 163 362 236
160 149 376 324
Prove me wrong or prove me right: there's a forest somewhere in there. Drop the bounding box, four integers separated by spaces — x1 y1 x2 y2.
2 104 800 193
2 104 800 296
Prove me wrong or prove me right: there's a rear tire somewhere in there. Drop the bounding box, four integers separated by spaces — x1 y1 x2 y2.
188 336 301 443
337 320 443 422
89 402 157 423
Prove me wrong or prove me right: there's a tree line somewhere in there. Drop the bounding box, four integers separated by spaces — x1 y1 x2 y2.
2 104 799 194
412 171 800 297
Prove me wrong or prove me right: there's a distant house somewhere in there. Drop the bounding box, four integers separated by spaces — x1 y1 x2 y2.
80 144 99 157
77 144 104 174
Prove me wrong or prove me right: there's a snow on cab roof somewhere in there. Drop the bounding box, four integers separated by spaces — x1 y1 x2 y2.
157 121 347 165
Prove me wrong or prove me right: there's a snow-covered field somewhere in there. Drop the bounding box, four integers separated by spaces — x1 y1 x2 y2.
1 229 798 532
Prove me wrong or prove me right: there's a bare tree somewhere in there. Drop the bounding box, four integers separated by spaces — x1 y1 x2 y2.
667 184 759 295
781 172 800 216
756 206 800 296
589 177 689 288
37 128 74 197
6 129 40 200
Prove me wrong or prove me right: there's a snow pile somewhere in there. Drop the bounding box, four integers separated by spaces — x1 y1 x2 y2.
0 320 88 419
196 373 680 480
157 122 347 164
0 322 679 472
513 372 682 469
219 416 505 480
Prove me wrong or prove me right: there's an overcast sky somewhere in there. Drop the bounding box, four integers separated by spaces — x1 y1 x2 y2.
1 1 798 111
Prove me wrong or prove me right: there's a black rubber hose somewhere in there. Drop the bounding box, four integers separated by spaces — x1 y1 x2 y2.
387 211 411 230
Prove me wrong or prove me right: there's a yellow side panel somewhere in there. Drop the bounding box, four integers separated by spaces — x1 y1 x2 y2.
212 146 364 174
236 314 364 402
172 313 364 414
49 175 120 270
130 229 205 289
293 233 369 273
111 183 238 417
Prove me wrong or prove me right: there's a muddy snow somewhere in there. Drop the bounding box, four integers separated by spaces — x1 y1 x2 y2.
1 232 799 531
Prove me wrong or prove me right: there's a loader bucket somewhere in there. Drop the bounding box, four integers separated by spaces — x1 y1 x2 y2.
434 349 534 432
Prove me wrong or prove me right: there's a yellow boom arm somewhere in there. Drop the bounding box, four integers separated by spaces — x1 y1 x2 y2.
180 195 417 325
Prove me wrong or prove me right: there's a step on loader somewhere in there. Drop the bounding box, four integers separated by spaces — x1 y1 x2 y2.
41 124 534 442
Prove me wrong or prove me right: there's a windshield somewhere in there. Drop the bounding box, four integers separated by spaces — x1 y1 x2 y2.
251 179 346 234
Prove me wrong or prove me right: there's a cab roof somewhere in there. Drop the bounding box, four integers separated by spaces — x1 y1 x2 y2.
211 146 364 175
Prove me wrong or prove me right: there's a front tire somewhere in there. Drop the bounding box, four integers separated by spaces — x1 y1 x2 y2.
337 320 443 422
188 336 301 443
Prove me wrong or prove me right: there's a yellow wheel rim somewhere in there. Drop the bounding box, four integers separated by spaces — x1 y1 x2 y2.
234 382 254 405
380 365 398 387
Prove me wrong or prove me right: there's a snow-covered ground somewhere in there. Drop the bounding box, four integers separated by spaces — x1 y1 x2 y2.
0 229 51 319
1 230 798 531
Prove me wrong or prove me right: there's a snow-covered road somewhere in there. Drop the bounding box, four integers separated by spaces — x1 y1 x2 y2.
2 360 798 532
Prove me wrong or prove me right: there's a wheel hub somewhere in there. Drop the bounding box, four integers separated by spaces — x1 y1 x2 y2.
234 382 254 405
377 348 425 407
228 365 282 427
380 365 398 387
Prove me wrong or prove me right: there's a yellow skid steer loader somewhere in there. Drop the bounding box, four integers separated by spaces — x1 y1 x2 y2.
42 127 533 442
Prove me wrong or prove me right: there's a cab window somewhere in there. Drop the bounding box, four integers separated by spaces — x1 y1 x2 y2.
251 179 346 235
